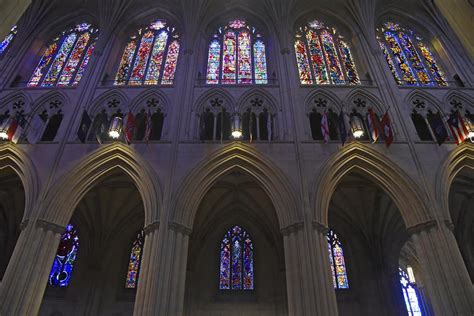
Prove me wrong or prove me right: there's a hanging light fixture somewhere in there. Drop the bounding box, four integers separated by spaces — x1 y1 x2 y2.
231 113 242 139
465 118 474 142
350 115 365 138
108 116 123 139
0 118 13 140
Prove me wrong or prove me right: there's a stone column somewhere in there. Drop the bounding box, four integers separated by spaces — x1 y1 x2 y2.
409 221 474 315
133 221 190 316
0 219 65 315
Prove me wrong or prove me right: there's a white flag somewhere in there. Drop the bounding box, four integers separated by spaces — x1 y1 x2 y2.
28 115 48 144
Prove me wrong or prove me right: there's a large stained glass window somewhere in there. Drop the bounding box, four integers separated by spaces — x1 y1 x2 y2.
125 230 145 289
0 25 17 57
399 266 424 316
219 225 254 290
114 20 180 86
294 20 360 85
48 224 79 287
28 23 98 87
327 230 349 289
377 22 447 87
206 20 268 85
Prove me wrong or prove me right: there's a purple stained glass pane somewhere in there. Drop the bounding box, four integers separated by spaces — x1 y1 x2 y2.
48 224 79 287
129 31 154 85
144 30 168 85
327 230 349 289
206 40 221 84
42 33 78 87
222 31 237 84
161 39 180 85
125 230 144 289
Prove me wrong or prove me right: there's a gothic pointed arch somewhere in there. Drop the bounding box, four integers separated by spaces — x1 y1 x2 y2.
237 88 279 113
172 143 301 229
313 143 432 227
195 89 236 114
344 89 387 114
88 89 130 115
0 144 39 219
304 89 342 113
130 89 170 113
38 143 162 226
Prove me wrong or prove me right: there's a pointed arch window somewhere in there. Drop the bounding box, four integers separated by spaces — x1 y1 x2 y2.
48 224 79 287
114 20 180 86
295 20 360 85
399 266 426 316
0 25 17 57
219 225 254 290
327 230 349 289
377 22 447 87
206 20 268 85
28 23 98 87
125 230 144 289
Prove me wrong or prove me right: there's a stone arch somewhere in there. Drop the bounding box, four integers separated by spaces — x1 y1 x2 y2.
405 89 445 115
31 90 68 116
88 88 129 115
304 89 342 113
0 91 32 114
0 144 39 220
344 88 387 115
443 90 474 112
312 143 432 228
38 143 162 226
171 143 301 229
130 89 170 113
194 88 235 114
435 144 474 221
237 88 279 113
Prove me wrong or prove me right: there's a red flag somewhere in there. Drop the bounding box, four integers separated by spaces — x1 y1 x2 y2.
144 110 152 144
447 111 468 145
124 111 135 144
367 109 379 143
6 118 19 142
321 111 330 143
381 112 393 147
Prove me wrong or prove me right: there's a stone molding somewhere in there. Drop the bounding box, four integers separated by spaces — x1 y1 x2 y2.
35 218 66 234
406 220 437 236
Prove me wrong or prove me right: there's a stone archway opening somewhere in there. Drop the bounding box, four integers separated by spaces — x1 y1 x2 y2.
448 166 474 283
184 170 287 316
0 167 25 280
39 169 145 316
327 171 411 316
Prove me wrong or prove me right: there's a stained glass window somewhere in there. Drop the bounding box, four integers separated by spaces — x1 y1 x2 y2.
0 25 17 56
219 225 254 290
28 23 98 87
125 230 145 289
377 22 447 87
114 20 180 86
48 224 79 287
399 267 424 316
295 20 360 85
327 230 349 289
206 20 268 85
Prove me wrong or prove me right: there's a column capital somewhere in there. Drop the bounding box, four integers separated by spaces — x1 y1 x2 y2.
143 221 160 235
312 220 330 235
169 221 192 236
20 219 29 231
406 219 437 236
35 218 66 234
280 221 304 236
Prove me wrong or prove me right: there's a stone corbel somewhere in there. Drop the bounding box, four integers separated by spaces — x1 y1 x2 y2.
35 218 66 234
169 221 192 236
280 221 304 236
143 221 160 235
406 219 437 236
312 220 329 235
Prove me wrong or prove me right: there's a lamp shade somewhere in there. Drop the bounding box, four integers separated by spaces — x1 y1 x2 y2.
350 115 365 138
465 118 474 141
108 116 123 139
231 113 242 139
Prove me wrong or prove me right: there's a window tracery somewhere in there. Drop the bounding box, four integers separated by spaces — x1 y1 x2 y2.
377 22 447 87
28 23 98 87
114 20 180 86
295 20 360 85
219 225 254 290
206 20 268 85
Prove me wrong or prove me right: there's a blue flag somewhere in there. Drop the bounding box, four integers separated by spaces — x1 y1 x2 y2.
77 110 91 143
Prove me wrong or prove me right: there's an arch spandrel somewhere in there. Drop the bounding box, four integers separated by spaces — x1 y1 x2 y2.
171 143 301 230
38 143 163 226
0 144 40 220
435 144 474 220
312 143 433 228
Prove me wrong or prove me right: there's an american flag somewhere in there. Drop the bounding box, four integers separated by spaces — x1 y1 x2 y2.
447 111 468 145
144 110 152 144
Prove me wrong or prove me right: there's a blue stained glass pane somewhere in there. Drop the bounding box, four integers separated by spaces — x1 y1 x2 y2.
125 230 144 289
219 225 254 291
48 224 79 287
327 230 349 289
399 268 423 316
0 25 17 56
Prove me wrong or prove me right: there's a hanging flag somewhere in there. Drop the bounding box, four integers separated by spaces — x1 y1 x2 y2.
249 111 253 143
144 110 152 144
447 111 468 145
11 112 28 144
366 109 379 143
428 112 448 146
77 110 91 143
338 110 347 146
95 113 109 144
28 114 48 144
381 112 394 147
267 111 272 142
124 111 136 144
321 111 330 143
